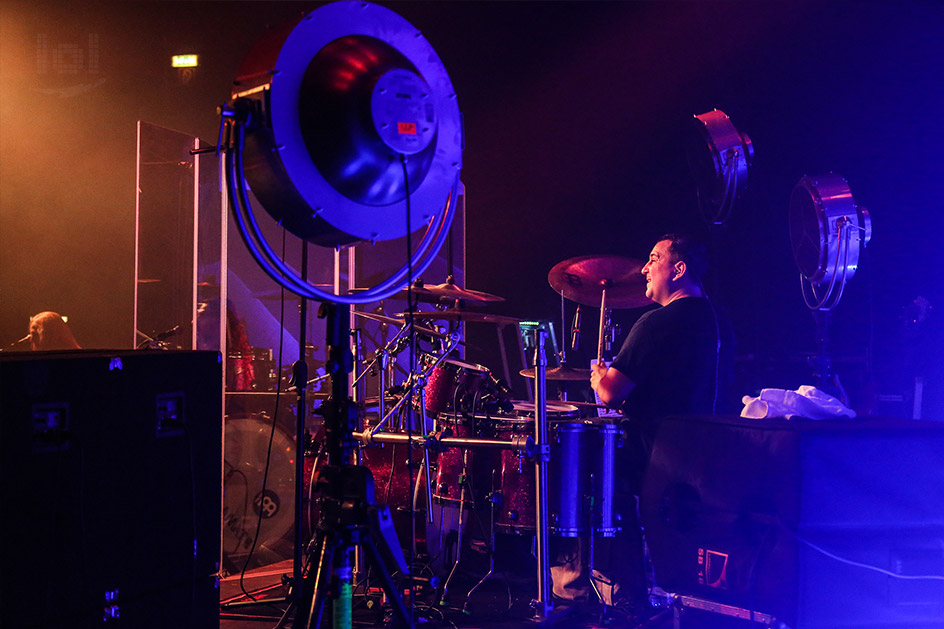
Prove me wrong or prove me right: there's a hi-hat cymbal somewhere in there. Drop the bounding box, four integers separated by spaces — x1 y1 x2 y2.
352 310 456 342
548 255 650 309
398 309 520 326
403 279 504 304
519 365 592 381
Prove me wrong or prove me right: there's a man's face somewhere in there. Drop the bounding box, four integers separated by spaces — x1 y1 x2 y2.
641 240 676 305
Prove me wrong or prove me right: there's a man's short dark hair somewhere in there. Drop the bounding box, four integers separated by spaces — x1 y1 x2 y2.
660 233 708 282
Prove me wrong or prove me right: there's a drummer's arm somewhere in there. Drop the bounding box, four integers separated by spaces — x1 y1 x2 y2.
590 362 635 408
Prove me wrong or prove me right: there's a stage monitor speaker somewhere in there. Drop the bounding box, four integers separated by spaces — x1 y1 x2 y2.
0 350 222 629
640 415 944 628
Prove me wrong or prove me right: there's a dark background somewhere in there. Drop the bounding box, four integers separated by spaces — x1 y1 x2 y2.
2 0 942 417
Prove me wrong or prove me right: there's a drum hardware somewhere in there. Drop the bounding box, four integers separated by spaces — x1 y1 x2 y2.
367 334 460 436
462 477 500 614
366 333 461 525
531 328 554 620
438 448 472 607
354 429 535 458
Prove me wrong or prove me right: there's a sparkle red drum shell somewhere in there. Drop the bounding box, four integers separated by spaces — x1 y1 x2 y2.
423 357 493 415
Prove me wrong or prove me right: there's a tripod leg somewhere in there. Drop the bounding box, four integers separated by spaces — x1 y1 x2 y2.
361 535 411 627
293 532 334 629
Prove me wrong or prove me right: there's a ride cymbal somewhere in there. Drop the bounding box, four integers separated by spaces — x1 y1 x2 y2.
548 255 650 309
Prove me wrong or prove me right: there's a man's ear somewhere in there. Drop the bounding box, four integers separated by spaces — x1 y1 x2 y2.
674 260 686 278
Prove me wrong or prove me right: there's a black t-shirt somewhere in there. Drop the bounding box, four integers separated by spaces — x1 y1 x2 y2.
610 296 727 421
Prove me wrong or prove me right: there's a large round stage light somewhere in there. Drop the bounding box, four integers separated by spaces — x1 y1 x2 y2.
789 173 871 311
221 1 463 304
688 109 753 225
231 0 462 247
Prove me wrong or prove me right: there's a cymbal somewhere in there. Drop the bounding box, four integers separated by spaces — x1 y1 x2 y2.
398 309 521 326
548 255 650 309
519 365 592 381
404 279 504 304
352 310 456 342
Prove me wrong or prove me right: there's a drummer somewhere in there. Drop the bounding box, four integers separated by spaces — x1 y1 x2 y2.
591 233 726 419
581 233 732 615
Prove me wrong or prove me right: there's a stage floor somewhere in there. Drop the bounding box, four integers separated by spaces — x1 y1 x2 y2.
218 559 678 629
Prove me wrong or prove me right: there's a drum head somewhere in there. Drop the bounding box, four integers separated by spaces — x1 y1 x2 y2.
222 415 296 569
511 400 579 418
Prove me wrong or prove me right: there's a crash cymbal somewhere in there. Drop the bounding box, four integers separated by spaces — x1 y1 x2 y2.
403 279 504 304
352 310 457 342
398 309 521 326
548 255 650 309
519 365 592 381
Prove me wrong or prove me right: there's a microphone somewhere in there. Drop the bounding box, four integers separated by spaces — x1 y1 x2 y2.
154 324 181 342
3 335 30 351
571 306 582 351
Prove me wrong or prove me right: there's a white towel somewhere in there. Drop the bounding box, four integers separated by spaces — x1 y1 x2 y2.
740 385 856 420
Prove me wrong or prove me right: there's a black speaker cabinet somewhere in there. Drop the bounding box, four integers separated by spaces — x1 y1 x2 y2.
640 415 944 628
0 350 222 628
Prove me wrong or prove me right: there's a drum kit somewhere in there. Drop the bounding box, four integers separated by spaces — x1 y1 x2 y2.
291 254 652 609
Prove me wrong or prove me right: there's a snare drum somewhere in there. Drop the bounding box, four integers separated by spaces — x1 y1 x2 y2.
510 400 580 419
423 357 494 416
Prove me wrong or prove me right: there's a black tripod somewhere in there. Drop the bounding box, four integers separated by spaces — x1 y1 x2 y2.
290 303 412 629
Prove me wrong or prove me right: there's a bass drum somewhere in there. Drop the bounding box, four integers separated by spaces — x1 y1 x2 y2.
303 430 429 555
222 415 296 572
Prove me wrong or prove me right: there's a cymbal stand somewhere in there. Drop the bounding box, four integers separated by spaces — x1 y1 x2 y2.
462 473 499 614
587 484 608 618
438 450 470 606
368 334 459 435
533 329 553 619
557 291 569 402
350 328 367 584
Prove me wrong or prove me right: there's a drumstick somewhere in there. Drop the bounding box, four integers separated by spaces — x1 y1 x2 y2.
597 284 608 363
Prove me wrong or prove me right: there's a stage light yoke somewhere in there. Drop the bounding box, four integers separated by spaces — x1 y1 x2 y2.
789 173 871 311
